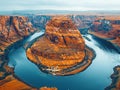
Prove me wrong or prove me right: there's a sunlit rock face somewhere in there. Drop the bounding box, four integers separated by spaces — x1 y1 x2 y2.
90 16 120 53
0 16 35 79
45 16 85 51
27 16 95 75
0 75 58 90
105 66 120 90
0 16 35 55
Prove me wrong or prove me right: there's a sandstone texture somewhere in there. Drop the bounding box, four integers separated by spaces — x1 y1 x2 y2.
0 75 57 90
27 16 95 75
106 66 120 90
0 16 34 55
0 16 36 80
90 16 120 53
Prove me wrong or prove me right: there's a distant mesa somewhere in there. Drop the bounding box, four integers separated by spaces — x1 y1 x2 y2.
27 16 95 75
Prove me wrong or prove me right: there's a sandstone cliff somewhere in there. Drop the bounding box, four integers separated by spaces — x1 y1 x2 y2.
90 16 120 53
0 16 36 79
106 66 120 90
27 16 95 75
0 75 57 90
0 16 34 55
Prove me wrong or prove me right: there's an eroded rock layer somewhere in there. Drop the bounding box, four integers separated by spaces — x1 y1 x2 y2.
0 16 34 54
0 75 57 90
27 16 95 75
0 16 35 79
90 16 120 53
106 66 120 90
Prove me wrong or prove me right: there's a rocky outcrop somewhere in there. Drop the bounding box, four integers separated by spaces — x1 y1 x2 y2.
106 66 120 90
0 16 36 79
90 16 120 53
0 16 34 54
27 16 95 75
40 87 57 90
0 75 58 90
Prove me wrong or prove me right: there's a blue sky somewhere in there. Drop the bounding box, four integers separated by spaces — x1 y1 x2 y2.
0 0 120 11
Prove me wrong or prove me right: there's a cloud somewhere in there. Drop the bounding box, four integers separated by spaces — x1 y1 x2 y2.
0 0 120 11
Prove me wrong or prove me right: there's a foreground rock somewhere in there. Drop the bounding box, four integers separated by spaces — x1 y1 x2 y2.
27 16 95 75
106 66 120 90
0 16 35 54
90 16 120 53
0 75 57 90
40 87 57 90
0 16 35 79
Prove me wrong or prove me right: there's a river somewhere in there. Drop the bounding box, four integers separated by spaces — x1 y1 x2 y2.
8 31 120 90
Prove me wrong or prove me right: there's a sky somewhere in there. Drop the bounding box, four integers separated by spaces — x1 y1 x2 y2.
0 0 120 11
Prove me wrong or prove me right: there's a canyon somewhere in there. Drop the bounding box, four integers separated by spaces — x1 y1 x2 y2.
90 16 120 53
0 14 120 90
0 15 96 90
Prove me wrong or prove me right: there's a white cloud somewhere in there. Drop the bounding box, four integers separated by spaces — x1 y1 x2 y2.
0 0 120 11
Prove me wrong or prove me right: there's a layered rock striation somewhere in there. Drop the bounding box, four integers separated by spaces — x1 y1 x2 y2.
0 16 35 79
0 16 34 55
0 75 58 90
27 16 95 75
90 16 120 53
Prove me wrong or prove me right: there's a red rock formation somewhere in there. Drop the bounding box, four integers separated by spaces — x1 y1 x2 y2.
106 66 120 90
0 75 58 90
90 16 120 52
0 16 36 79
40 87 58 90
27 16 95 75
0 16 34 55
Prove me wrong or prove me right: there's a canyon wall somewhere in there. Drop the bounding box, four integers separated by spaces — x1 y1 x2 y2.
0 16 36 79
90 16 120 53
